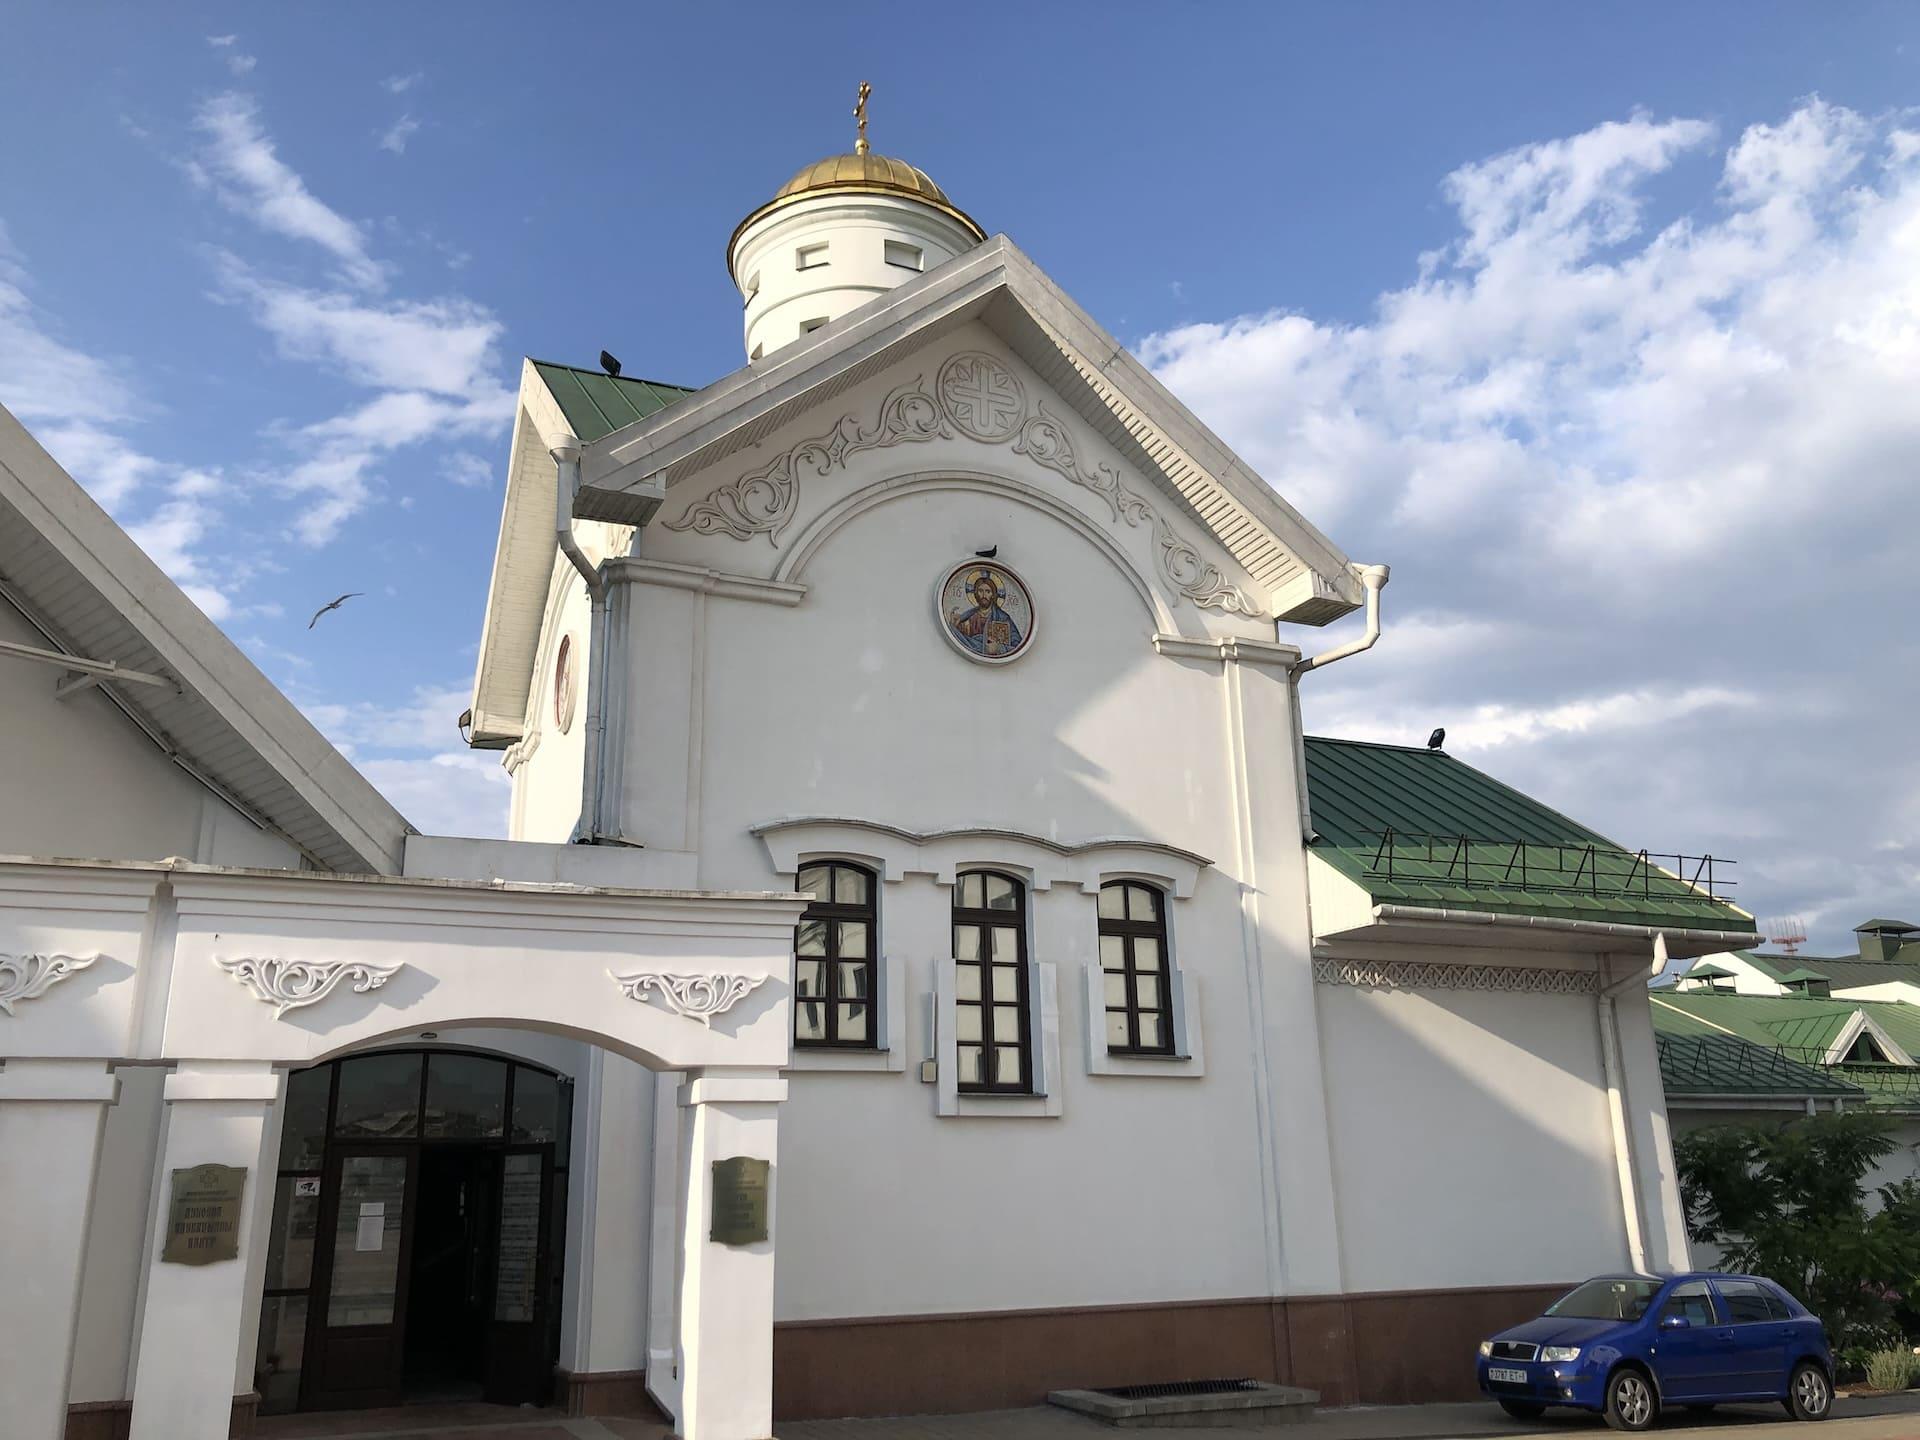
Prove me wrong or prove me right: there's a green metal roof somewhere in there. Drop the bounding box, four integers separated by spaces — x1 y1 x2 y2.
1302 737 1754 934
1651 991 1920 1109
1741 950 1920 991
1654 1030 1865 1099
530 361 695 444
1857 918 1919 934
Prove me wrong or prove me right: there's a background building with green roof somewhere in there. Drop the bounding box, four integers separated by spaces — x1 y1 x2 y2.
1651 956 1920 1195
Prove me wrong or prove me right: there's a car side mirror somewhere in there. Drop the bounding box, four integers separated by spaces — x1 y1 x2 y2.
1660 1314 1690 1330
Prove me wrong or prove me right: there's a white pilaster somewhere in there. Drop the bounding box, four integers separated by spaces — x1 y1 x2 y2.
127 1062 277 1440
0 1060 118 1440
674 1069 785 1440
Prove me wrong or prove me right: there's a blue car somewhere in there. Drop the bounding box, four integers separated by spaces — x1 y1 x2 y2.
1476 1273 1834 1431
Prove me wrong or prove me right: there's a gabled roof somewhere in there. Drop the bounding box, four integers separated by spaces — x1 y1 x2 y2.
0 403 411 873
1652 1028 1865 1101
530 362 693 444
572 235 1367 626
1651 990 1920 1109
1302 736 1756 937
1740 950 1920 993
468 360 697 747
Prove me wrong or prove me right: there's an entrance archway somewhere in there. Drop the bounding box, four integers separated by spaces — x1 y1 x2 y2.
255 1047 576 1415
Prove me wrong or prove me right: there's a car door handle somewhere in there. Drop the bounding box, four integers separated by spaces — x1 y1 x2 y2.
1718 1330 1735 1342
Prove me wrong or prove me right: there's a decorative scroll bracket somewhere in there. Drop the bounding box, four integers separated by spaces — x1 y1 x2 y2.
0 952 97 1016
216 956 402 1019
612 970 768 1028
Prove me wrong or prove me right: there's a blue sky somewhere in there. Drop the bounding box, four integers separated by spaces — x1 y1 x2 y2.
3 4 1917 950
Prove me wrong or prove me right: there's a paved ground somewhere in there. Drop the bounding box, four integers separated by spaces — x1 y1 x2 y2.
255 1393 1920 1440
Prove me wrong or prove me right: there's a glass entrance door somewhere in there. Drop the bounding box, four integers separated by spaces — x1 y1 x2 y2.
304 1149 415 1409
482 1145 555 1406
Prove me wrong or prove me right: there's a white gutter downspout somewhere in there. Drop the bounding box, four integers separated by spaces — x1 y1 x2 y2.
552 436 610 843
1287 564 1390 836
1598 944 1665 1275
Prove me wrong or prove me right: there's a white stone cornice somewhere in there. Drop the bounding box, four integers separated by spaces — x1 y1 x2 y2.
1151 634 1302 667
751 816 1211 897
606 557 808 606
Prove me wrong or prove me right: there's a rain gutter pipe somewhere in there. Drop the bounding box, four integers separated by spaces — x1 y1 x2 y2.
1598 947 1665 1275
1286 564 1390 837
552 436 610 844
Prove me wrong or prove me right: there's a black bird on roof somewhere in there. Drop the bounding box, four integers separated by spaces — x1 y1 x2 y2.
599 350 621 378
1427 727 1446 751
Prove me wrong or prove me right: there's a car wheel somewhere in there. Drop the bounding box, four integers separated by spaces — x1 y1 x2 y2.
1784 1361 1831 1422
1604 1367 1658 1432
1498 1398 1546 1420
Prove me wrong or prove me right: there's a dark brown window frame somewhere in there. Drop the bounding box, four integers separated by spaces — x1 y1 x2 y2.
792 861 879 1049
1098 881 1176 1056
952 869 1034 1094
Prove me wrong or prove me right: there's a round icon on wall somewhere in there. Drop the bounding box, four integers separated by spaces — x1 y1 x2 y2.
935 559 1036 665
554 634 577 733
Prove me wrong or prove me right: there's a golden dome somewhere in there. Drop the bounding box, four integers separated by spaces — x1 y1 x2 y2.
774 152 960 210
728 150 986 270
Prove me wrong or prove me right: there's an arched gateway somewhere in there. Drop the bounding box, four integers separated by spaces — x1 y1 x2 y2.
0 856 802 1440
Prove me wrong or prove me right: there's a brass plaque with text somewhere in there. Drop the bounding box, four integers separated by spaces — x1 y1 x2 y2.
161 1163 247 1265
709 1156 770 1246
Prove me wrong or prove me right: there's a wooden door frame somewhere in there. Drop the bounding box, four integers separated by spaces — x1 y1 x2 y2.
299 1142 421 1411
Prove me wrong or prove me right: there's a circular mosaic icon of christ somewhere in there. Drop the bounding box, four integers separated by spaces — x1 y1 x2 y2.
935 559 1036 665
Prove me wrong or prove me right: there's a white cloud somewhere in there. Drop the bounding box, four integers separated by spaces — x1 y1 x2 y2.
302 684 509 836
440 451 496 488
358 753 509 838
192 94 385 291
378 115 420 155
383 72 423 95
211 251 501 394
1143 99 1920 947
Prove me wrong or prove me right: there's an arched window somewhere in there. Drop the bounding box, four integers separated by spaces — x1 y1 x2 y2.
794 861 877 1047
953 870 1032 1092
1098 881 1173 1055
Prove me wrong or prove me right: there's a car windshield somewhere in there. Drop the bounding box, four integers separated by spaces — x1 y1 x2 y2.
1546 1279 1661 1321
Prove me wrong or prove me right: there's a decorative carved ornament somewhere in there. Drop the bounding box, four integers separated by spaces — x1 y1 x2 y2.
1312 957 1599 995
665 351 1255 614
0 952 96 1015
612 970 767 1027
217 957 402 1018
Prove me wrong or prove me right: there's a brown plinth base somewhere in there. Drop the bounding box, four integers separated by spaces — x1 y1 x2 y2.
557 1367 667 1419
66 1391 259 1440
773 1283 1570 1421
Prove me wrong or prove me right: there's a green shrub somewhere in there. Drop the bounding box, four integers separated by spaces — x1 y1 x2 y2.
1864 1349 1917 1392
1674 1113 1920 1362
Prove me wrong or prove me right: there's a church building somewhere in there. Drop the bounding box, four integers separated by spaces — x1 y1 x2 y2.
0 96 1759 1440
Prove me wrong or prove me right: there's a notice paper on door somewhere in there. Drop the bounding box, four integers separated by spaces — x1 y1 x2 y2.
355 1201 385 1252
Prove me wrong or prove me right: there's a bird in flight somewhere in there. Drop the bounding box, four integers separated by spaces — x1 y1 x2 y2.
308 593 363 629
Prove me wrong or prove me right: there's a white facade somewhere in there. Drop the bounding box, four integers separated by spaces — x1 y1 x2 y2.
0 138 1751 1440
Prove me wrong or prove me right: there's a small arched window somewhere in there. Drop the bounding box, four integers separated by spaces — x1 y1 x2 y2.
1098 881 1173 1055
953 870 1031 1092
794 862 877 1048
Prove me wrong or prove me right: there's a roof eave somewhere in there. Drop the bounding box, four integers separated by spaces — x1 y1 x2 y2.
1332 902 1763 958
0 404 411 874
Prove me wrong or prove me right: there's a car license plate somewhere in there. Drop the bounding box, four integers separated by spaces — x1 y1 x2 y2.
1489 1367 1528 1384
